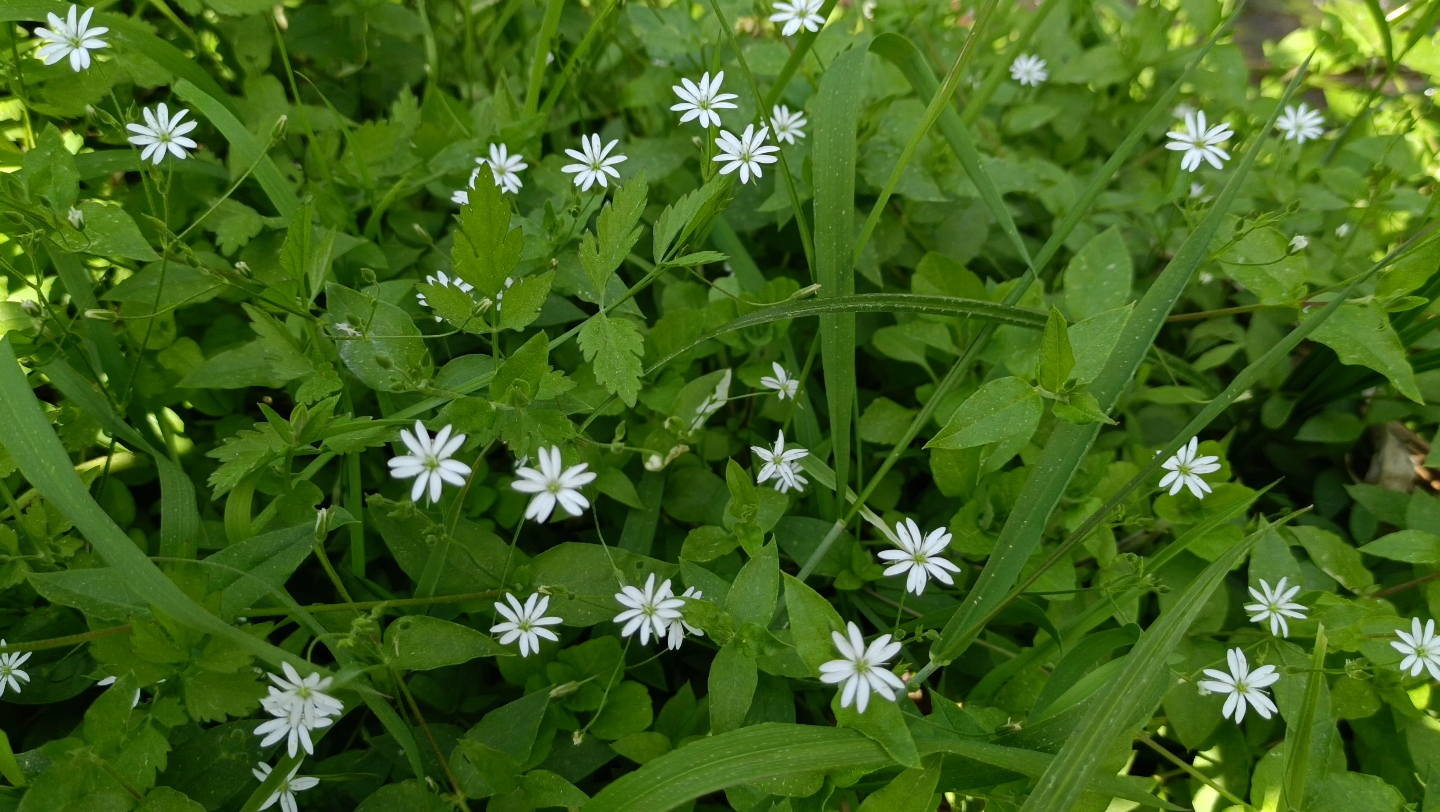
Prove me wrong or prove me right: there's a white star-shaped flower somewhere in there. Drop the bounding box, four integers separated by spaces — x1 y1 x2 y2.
387 421 472 504
714 125 780 185
666 587 706 650
671 71 737 129
770 0 825 36
751 429 809 494
1009 54 1048 86
1165 110 1233 172
760 362 800 400
1159 437 1221 499
510 445 597 522
254 662 344 757
1393 617 1440 680
0 641 31 697
770 105 807 144
562 134 627 191
490 593 563 657
253 761 319 812
126 103 199 165
1275 102 1324 144
1197 648 1279 723
483 143 527 194
1289 235 1308 252
1244 577 1307 637
414 270 476 321
819 621 906 713
614 573 685 646
33 5 108 72
878 518 961 595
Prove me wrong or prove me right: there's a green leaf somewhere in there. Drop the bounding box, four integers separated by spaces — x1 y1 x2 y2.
497 271 554 332
417 278 486 333
833 694 919 768
708 642 757 735
522 770 589 809
528 542 677 625
325 283 431 392
926 377 1043 449
591 681 654 740
354 780 452 812
58 201 159 261
584 724 892 812
653 177 726 263
1291 526 1376 593
1217 227 1307 306
452 164 525 298
1063 226 1133 321
138 787 206 812
466 689 551 763
1309 301 1423 403
814 45 868 516
727 540 779 629
205 522 315 621
384 615 504 670
579 315 645 407
782 573 845 673
1052 388 1116 426
580 172 648 299
27 568 150 621
183 670 266 723
856 765 941 812
1036 307 1075 393
173 80 299 218
1359 529 1440 563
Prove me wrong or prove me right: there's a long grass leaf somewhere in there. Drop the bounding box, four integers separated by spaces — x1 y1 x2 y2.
1018 512 1304 812
812 45 867 517
921 57 1315 679
1281 624 1329 811
584 724 892 812
173 79 301 218
525 0 566 115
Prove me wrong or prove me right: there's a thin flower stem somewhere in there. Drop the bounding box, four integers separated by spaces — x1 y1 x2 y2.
1135 732 1252 810
392 667 473 812
0 625 131 654
240 590 504 618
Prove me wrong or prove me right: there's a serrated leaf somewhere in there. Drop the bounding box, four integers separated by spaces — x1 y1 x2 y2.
653 175 726 263
453 164 524 297
580 172 648 301
183 670 265 722
497 270 553 331
205 423 286 498
417 279 485 333
579 314 645 407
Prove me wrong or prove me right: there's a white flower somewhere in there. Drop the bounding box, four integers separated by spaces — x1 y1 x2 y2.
614 574 685 646
1173 103 1198 120
770 0 825 35
1276 102 1324 144
510 445 597 522
1189 182 1209 200
1009 54 1048 86
751 430 809 494
878 519 961 596
1336 223 1351 238
1197 648 1279 723
714 125 780 185
126 103 199 165
33 5 108 72
0 641 31 697
490 593 563 657
819 622 906 713
1289 235 1309 253
482 143 527 194
1165 110 1233 172
759 362 800 400
666 587 706 650
1159 437 1221 499
254 662 345 757
253 761 319 812
415 270 476 321
387 421 472 504
1392 617 1440 680
1245 577 1307 637
562 134 627 191
671 71 737 129
770 105 807 144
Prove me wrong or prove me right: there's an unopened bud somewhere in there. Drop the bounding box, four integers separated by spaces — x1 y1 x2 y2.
66 207 84 230
84 309 119 321
20 300 41 317
374 353 394 369
270 115 288 141
234 261 251 276
791 283 822 301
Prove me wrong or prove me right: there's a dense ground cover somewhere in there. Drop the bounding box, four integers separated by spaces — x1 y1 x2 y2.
4 0 1440 809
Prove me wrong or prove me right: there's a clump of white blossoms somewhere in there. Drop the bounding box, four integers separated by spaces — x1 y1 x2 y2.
614 574 685 646
1165 110 1233 172
819 622 906 713
415 270 476 321
254 662 345 757
1245 577 1307 637
879 518 960 596
0 641 32 698
1159 437 1221 499
1275 102 1324 144
1009 54 1048 86
1289 235 1309 253
752 430 809 494
666 587 706 651
33 5 108 72
671 71 737 129
770 105 807 144
1197 648 1279 723
760 362 800 400
127 104 199 165
562 134 627 191
253 761 319 812
770 0 825 36
490 593 563 657
714 125 780 185
1392 617 1440 680
387 421 472 504
510 445 597 522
